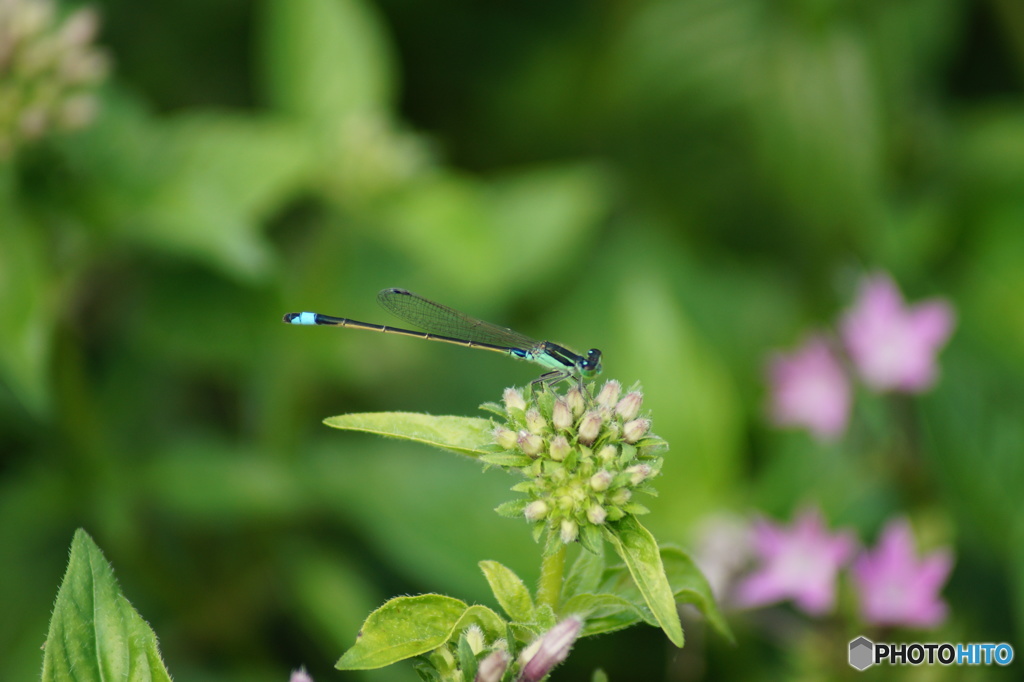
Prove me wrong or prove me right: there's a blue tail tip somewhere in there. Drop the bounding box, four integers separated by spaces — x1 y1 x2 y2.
283 312 316 325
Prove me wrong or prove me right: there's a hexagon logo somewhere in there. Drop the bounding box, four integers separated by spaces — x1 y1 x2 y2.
849 636 874 671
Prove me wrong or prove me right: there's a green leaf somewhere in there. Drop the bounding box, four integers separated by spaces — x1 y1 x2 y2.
562 545 605 600
336 595 468 670
41 529 173 682
603 516 684 647
337 596 508 670
660 547 734 643
494 499 529 518
261 0 395 121
323 413 495 458
579 524 604 555
479 560 535 622
449 604 507 642
478 452 534 468
560 592 647 637
457 632 478 682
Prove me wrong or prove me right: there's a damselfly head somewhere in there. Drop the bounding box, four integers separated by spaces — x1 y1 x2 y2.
581 348 603 377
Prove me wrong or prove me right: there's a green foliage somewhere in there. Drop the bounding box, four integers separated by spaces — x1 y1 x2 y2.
41 530 172 682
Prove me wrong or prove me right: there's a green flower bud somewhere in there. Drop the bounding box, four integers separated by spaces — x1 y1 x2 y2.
548 435 571 461
524 500 549 521
625 463 652 485
551 398 573 431
610 488 632 506
623 418 651 443
586 505 607 525
615 392 643 421
465 624 486 654
518 431 544 456
597 444 617 466
596 379 622 408
578 411 602 446
493 426 517 450
565 386 585 416
559 519 578 544
589 470 612 492
503 387 526 412
525 408 547 435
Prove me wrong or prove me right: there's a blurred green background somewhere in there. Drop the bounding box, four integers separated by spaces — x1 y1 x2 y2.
2 0 1023 679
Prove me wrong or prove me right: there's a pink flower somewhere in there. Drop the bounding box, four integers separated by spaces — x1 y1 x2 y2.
767 335 851 441
851 518 953 628
840 273 955 393
734 507 856 616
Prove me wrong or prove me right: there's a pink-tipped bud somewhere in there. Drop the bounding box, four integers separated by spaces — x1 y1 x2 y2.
596 380 622 408
289 669 314 682
518 431 544 456
548 435 571 461
519 617 584 682
589 470 613 492
625 464 652 485
503 387 526 412
623 418 651 443
578 411 603 445
493 426 517 450
560 519 579 544
525 408 547 435
552 398 573 431
586 505 608 525
474 649 510 682
524 500 549 522
615 392 643 421
565 386 586 416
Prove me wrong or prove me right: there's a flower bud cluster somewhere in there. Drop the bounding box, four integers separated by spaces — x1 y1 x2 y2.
489 380 665 549
0 0 109 157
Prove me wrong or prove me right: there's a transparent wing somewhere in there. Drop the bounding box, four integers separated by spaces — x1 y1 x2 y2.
377 288 540 350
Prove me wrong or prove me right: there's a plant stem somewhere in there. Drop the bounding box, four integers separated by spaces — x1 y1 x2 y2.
536 545 567 611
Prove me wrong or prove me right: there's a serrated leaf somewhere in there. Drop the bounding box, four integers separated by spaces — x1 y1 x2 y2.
41 529 173 682
494 499 529 518
478 402 506 418
323 413 495 457
480 561 534 622
336 595 468 670
603 517 684 647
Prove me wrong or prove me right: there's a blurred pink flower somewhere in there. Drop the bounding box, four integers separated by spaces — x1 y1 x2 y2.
734 507 856 616
851 518 953 628
840 273 955 393
289 669 313 682
767 335 851 441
